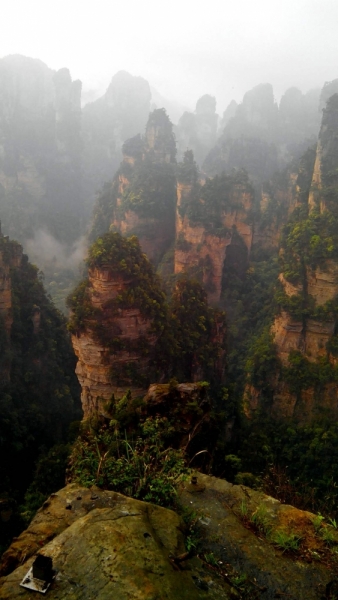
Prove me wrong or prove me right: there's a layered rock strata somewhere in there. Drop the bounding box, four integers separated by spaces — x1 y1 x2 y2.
174 163 254 305
71 273 161 417
69 233 166 417
246 95 338 420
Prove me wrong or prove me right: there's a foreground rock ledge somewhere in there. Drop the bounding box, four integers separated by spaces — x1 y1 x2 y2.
0 485 228 599
1 477 338 599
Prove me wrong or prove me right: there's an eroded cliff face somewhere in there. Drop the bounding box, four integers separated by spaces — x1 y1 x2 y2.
91 109 177 265
0 234 22 335
70 243 165 417
69 231 226 418
174 162 254 305
252 170 299 250
245 95 338 421
72 268 158 417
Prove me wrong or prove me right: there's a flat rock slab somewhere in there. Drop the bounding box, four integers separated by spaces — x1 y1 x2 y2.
0 486 231 599
178 473 338 600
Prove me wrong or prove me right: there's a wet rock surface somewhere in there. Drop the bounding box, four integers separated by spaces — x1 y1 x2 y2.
178 473 337 600
1 476 337 599
0 485 231 599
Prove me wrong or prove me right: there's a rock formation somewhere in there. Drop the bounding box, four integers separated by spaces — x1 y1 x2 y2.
69 231 226 417
245 94 338 420
0 228 22 335
91 109 177 265
1 477 337 599
203 82 321 184
175 94 218 164
69 232 167 417
175 151 254 304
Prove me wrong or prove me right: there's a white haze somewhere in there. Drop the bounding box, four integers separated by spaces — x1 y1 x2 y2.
25 230 87 274
2 0 338 112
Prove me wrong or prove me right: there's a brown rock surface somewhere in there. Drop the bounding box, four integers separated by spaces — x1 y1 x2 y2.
2 477 337 599
178 473 338 599
71 263 158 417
174 181 253 304
0 238 23 331
0 485 230 600
247 111 338 420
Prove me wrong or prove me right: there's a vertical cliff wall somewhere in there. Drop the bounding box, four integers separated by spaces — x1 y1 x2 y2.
90 109 177 265
174 151 254 304
69 232 226 418
0 230 23 382
69 233 168 417
245 95 338 421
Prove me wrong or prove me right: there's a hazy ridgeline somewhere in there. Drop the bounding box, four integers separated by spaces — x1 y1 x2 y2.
0 54 334 310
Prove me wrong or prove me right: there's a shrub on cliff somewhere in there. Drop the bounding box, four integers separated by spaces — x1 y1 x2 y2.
68 232 167 334
69 413 187 508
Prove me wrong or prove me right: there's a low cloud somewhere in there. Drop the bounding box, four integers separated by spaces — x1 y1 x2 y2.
25 230 87 274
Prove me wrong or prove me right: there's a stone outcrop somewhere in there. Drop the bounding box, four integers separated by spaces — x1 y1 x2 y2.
178 473 338 599
1 478 337 599
0 231 22 335
0 485 222 600
71 252 164 416
91 109 177 265
176 94 218 164
174 167 254 305
69 230 226 417
246 94 338 420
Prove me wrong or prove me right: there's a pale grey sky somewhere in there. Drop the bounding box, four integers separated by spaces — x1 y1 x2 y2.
2 0 338 112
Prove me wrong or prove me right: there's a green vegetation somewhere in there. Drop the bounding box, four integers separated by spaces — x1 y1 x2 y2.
221 248 280 402
168 277 226 383
222 416 338 517
68 232 168 387
121 161 176 220
0 246 81 553
271 530 302 552
70 415 187 508
237 498 302 553
176 150 199 186
90 178 120 242
68 232 166 332
178 168 252 235
68 233 225 387
250 503 271 535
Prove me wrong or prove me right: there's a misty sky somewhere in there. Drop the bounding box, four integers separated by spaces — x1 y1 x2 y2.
2 0 338 112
